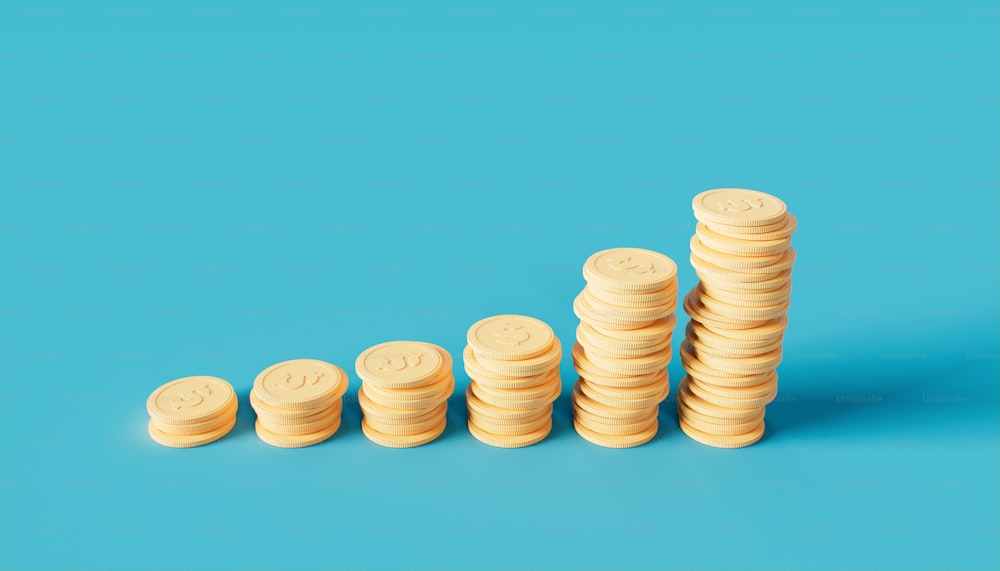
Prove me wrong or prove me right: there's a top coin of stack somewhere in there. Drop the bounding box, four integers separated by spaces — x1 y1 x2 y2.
356 341 454 448
678 188 796 448
571 248 678 448
147 376 238 448
464 315 562 448
251 359 349 448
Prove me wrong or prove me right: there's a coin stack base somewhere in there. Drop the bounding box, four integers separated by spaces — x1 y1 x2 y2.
465 315 561 448
147 376 238 448
357 341 454 448
251 359 348 448
679 188 796 448
571 248 678 448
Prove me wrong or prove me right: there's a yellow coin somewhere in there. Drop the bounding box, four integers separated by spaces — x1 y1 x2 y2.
362 375 454 410
573 350 666 387
580 288 675 322
150 398 238 435
467 314 556 361
250 390 341 422
472 342 561 378
147 376 236 426
356 341 446 389
690 253 787 285
708 212 797 240
358 386 449 421
578 328 671 359
467 405 551 427
252 359 348 410
583 247 678 294
255 416 341 448
685 321 783 350
677 402 765 436
587 315 676 342
580 369 668 400
574 417 659 448
574 291 660 330
572 342 671 377
691 315 788 342
577 322 668 352
468 412 553 437
362 416 446 448
686 371 777 400
466 385 554 421
683 341 782 376
465 358 558 390
683 294 773 331
678 415 765 448
255 399 343 426
692 188 787 227
695 269 792 296
470 373 561 402
685 375 777 409
578 377 668 410
469 378 560 410
586 282 677 309
677 379 760 421
691 236 786 269
681 353 775 388
362 401 448 426
258 406 343 436
688 289 790 322
364 407 447 436
695 223 792 256
148 415 236 449
574 405 658 435
468 417 552 448
571 385 655 421
697 281 792 306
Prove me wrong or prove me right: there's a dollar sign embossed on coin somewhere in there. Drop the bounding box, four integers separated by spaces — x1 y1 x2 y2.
167 384 212 410
718 197 765 212
273 369 324 391
376 351 422 371
492 321 530 347
610 255 656 276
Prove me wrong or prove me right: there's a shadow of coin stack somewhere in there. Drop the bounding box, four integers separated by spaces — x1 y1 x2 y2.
571 248 678 448
464 315 562 448
251 359 348 448
356 341 454 448
679 188 796 448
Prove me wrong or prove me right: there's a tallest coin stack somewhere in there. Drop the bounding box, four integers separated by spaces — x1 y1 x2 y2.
678 188 796 448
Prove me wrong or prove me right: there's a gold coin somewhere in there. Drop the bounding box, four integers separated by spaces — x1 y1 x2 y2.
683 341 782 376
586 282 677 309
470 374 561 402
571 385 655 421
695 269 792 294
582 247 678 294
255 416 341 448
576 322 668 353
573 291 660 330
577 377 668 410
696 281 792 306
580 288 675 322
707 212 797 240
678 416 765 448
689 289 790 322
572 342 671 377
258 406 342 436
362 401 448 426
468 412 553 436
685 375 777 409
677 380 760 421
573 351 666 387
363 407 447 436
677 403 765 436
358 386 450 421
253 398 342 426
685 321 783 350
469 378 560 410
580 369 668 400
467 314 556 361
574 417 658 448
150 398 238 435
252 359 349 410
356 341 446 389
362 416 446 448
148 415 236 449
362 375 454 410
692 188 787 227
468 418 552 448
695 223 792 256
588 315 676 342
472 343 561 378
691 236 786 269
147 376 236 426
465 385 554 421
467 404 551 426
691 315 788 342
686 371 777 399
574 405 658 435
690 253 786 285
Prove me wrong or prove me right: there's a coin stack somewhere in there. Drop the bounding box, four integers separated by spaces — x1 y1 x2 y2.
571 248 678 448
464 315 562 448
251 359 349 448
678 188 796 448
356 341 454 448
147 376 239 448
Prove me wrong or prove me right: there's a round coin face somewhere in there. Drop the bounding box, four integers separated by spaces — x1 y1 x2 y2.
253 359 348 408
356 341 444 388
584 248 677 293
147 376 236 425
693 188 787 227
467 315 555 361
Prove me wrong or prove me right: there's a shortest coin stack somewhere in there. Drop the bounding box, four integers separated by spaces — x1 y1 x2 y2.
465 314 562 448
356 341 454 448
147 376 238 448
251 359 349 448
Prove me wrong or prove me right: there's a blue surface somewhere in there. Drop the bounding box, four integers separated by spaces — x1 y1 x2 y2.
2 2 998 570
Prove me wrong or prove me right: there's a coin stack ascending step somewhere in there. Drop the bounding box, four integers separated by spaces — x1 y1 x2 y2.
678 188 796 448
356 341 454 448
147 376 238 448
251 359 349 448
464 315 562 448
571 248 678 448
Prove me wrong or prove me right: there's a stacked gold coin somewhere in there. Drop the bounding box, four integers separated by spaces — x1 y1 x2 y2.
356 341 453 448
678 188 796 448
251 359 348 448
571 248 678 448
147 376 238 448
464 315 562 448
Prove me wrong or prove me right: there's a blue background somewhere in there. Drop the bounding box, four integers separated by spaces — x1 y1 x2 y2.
2 2 998 570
